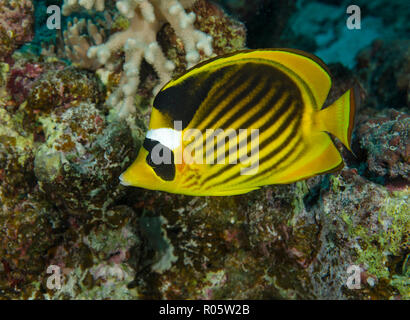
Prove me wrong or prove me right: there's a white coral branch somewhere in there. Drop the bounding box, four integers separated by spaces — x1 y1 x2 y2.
63 16 110 70
62 0 214 119
157 0 212 67
62 0 105 15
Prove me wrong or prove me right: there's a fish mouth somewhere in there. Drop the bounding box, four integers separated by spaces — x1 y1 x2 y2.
119 172 132 186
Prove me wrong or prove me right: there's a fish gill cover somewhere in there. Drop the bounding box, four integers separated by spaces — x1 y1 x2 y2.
0 0 408 300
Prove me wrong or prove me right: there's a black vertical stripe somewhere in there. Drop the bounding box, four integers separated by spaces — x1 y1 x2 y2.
256 103 302 164
207 136 304 190
206 97 299 185
203 73 265 131
203 65 251 116
215 89 293 164
205 110 303 189
237 83 284 130
199 75 266 162
241 119 304 184
217 77 274 130
256 99 301 154
193 63 260 131
154 66 229 129
203 75 272 159
244 138 305 185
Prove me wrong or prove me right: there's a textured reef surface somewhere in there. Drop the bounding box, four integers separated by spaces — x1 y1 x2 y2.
0 0 408 299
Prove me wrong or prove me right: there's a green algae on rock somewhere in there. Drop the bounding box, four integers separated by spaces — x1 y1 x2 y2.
0 107 36 203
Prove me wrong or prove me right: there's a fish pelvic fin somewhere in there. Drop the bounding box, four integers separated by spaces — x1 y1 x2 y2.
315 85 359 151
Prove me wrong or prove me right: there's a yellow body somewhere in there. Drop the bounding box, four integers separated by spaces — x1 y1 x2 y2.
120 49 358 196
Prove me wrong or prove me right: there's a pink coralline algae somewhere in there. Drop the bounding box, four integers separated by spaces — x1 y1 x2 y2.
6 58 45 106
0 0 34 62
358 109 409 182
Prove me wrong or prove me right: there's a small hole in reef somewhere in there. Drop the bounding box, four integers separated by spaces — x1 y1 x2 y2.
34 129 45 143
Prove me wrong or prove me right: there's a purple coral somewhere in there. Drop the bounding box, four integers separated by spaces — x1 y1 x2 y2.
6 60 44 105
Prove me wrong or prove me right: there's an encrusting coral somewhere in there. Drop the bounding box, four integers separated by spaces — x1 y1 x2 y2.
0 0 34 62
61 0 214 118
357 109 409 183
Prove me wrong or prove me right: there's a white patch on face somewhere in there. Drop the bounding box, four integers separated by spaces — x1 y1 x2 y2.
146 128 182 150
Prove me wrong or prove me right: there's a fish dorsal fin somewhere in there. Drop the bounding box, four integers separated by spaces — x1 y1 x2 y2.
177 48 331 110
153 48 332 130
238 49 332 110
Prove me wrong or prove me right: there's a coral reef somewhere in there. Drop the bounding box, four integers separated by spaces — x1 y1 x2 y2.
0 0 408 301
62 0 106 15
0 0 34 62
34 102 139 215
127 169 409 299
43 205 141 300
0 107 36 203
356 39 410 109
357 109 409 183
6 54 47 106
0 195 59 298
59 16 112 71
26 66 105 116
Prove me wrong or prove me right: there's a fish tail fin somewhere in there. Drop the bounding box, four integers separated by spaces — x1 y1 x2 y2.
316 86 359 151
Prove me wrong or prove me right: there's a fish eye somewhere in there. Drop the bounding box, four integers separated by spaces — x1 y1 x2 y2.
143 138 176 181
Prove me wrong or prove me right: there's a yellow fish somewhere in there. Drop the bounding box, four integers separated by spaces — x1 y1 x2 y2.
120 48 358 196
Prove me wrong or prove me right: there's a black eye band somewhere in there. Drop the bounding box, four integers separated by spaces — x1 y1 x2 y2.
143 138 176 181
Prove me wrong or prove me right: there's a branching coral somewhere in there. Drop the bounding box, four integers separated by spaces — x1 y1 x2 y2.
62 0 213 118
62 15 111 70
62 0 106 15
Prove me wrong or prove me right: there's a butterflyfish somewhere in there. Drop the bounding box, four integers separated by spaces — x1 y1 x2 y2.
120 48 358 196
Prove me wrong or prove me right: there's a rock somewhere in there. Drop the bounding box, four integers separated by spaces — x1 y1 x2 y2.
126 168 409 299
34 102 138 215
356 39 410 109
0 0 34 62
357 109 409 183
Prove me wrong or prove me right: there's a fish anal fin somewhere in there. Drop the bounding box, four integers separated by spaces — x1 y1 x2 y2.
273 133 343 184
208 186 260 196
